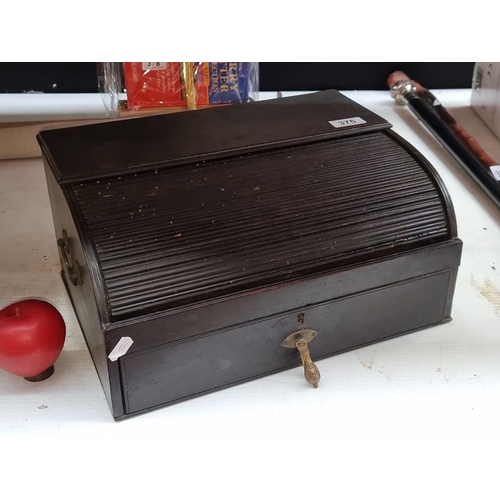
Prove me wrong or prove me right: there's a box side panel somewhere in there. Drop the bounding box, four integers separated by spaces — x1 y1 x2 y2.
444 264 460 319
44 164 123 417
121 269 452 415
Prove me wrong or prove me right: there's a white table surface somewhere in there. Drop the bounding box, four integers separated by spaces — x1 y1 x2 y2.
1 90 499 499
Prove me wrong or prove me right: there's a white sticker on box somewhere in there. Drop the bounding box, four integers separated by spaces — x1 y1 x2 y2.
108 337 134 362
490 165 500 181
329 117 367 128
142 62 167 71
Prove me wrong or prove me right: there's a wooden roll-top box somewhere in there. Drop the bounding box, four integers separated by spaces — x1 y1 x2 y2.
37 91 462 419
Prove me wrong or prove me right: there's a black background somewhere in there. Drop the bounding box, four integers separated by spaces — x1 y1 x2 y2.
0 62 475 93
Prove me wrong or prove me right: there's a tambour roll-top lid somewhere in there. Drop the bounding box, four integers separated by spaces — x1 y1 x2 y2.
37 91 457 322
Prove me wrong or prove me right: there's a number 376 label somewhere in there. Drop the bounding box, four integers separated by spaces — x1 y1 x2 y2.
329 117 367 128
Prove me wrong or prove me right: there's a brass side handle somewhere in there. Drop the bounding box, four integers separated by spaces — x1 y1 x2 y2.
281 329 321 388
57 229 82 287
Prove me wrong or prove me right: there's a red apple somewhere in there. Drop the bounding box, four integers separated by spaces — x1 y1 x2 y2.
0 299 66 381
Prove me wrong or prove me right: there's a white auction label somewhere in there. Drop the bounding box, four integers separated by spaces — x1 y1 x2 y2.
490 165 500 181
329 117 367 128
108 337 134 362
142 62 167 71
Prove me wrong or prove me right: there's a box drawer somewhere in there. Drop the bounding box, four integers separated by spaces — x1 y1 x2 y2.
120 269 451 415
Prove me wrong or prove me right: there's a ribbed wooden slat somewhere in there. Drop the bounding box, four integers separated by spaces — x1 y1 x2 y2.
71 133 450 319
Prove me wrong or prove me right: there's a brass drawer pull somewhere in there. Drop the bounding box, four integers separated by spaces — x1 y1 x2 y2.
281 329 320 388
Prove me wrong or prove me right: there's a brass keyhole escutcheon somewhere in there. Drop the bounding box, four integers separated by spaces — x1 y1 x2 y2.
281 329 321 388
